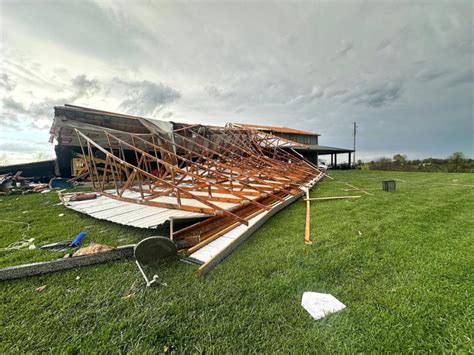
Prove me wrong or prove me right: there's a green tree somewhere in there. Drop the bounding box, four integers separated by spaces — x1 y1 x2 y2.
393 154 407 165
449 152 465 171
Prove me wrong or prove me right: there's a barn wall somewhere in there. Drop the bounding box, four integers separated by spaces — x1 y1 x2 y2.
272 132 318 145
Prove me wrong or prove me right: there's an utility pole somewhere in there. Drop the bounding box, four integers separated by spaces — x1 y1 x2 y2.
352 122 357 165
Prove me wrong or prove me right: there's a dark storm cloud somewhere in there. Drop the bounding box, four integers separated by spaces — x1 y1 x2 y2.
329 42 353 61
1 0 473 160
347 81 404 108
71 75 101 99
205 86 235 100
0 0 145 64
287 86 324 105
2 97 28 114
0 74 16 92
1 74 102 130
415 68 448 82
448 70 474 87
116 79 181 117
327 89 349 98
377 40 391 52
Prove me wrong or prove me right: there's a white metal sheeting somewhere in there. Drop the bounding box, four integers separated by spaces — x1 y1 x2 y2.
64 193 208 229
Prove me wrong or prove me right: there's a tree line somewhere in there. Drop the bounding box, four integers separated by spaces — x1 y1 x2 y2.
360 152 474 173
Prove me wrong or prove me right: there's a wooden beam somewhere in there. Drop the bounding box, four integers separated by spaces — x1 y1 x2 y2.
304 195 361 201
304 187 312 245
343 182 373 196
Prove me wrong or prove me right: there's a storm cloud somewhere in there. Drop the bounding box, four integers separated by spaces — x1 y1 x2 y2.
0 0 472 162
116 79 181 117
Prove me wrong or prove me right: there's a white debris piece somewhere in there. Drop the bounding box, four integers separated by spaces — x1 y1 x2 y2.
301 292 346 320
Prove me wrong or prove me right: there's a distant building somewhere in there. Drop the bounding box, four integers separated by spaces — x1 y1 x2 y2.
232 123 319 145
232 123 354 167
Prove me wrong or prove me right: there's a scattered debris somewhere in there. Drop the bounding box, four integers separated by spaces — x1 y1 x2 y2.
69 231 87 247
40 241 72 251
0 220 33 251
75 276 81 280
69 193 97 202
122 293 136 300
134 237 176 287
343 182 373 196
0 171 52 194
0 245 134 281
58 213 65 217
304 195 361 201
35 285 47 293
301 292 346 320
49 178 73 190
72 243 114 257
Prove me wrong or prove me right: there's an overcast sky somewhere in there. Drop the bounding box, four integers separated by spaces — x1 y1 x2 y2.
1 0 473 163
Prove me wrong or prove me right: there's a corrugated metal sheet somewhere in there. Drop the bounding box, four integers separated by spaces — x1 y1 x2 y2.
63 187 263 229
64 194 208 229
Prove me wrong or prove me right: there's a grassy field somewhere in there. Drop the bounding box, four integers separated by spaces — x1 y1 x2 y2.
1 170 473 353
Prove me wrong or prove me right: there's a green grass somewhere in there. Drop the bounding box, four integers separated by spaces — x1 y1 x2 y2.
1 170 473 353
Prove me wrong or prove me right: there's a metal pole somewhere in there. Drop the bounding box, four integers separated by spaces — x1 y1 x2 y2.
353 122 357 165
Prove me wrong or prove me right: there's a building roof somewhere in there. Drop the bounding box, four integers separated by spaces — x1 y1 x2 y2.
290 145 354 154
233 123 320 136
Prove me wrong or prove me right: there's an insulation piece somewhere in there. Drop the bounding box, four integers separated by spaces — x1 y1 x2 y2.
301 292 346 320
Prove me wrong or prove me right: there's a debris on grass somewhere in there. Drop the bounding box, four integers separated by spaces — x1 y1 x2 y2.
0 220 34 251
0 245 134 281
134 237 177 287
40 241 73 251
0 172 52 194
58 213 65 217
72 243 115 257
35 285 47 293
301 292 346 320
49 178 73 190
69 231 87 247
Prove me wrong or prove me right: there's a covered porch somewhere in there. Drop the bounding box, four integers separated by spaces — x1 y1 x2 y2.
290 145 355 168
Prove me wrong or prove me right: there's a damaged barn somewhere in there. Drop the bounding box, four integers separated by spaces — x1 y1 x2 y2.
49 105 325 275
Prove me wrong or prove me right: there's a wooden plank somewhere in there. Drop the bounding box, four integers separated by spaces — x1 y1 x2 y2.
304 195 361 201
304 187 312 245
343 182 373 196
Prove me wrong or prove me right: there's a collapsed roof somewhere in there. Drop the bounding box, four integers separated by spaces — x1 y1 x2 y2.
51 105 325 273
